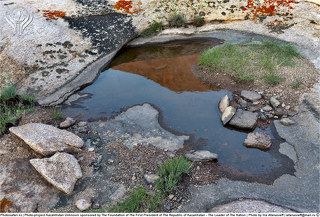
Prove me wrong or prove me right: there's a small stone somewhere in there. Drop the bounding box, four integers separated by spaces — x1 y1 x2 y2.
168 194 174 200
262 105 273 112
88 147 94 152
285 105 291 110
219 95 229 113
30 152 82 194
75 199 92 211
221 106 236 125
78 121 87 127
163 202 173 211
185 150 218 162
252 101 260 105
238 98 248 108
244 132 272 150
144 174 159 184
108 159 114 164
132 175 136 181
281 103 286 108
280 118 295 126
270 97 280 108
241 90 262 102
59 117 76 128
229 110 258 130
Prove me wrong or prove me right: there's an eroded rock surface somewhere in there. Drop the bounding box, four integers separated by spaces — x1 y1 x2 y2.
89 104 189 151
30 152 82 194
9 123 83 156
210 199 295 213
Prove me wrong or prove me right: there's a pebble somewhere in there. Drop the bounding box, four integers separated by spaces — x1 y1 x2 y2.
262 105 273 112
88 147 95 152
78 121 87 127
59 117 76 128
75 199 92 211
280 118 295 126
270 96 280 108
168 194 175 200
144 174 160 184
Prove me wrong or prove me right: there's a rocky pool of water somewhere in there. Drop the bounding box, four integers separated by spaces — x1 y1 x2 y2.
63 39 295 183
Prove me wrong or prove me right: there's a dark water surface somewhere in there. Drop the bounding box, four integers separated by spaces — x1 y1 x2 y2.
63 39 294 183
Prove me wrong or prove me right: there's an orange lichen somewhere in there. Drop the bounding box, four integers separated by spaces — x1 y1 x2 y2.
242 0 295 17
0 198 13 213
42 10 66 20
114 0 143 14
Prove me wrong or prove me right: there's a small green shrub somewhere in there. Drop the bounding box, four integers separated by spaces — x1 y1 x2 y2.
156 156 192 193
193 15 205 27
51 107 64 120
168 14 187 28
141 22 163 37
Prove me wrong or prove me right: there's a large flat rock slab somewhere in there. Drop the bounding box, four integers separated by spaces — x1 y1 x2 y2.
89 103 189 151
209 199 295 213
30 152 82 194
9 123 84 156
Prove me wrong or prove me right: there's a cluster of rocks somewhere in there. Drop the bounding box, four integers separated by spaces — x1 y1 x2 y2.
219 90 296 150
9 123 84 196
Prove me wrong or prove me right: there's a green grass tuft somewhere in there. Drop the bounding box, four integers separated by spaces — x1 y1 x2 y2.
156 156 192 193
168 14 187 28
199 41 299 85
0 85 17 102
109 187 148 213
0 85 35 135
51 107 64 120
141 22 164 37
105 157 192 213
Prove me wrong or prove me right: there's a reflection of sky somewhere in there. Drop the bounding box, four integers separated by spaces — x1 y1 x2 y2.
64 69 284 176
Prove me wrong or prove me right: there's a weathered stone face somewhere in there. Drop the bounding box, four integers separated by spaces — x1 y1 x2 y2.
30 152 83 194
9 123 84 156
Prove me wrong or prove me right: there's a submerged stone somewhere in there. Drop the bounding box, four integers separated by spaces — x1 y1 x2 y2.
244 132 272 150
89 104 189 151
